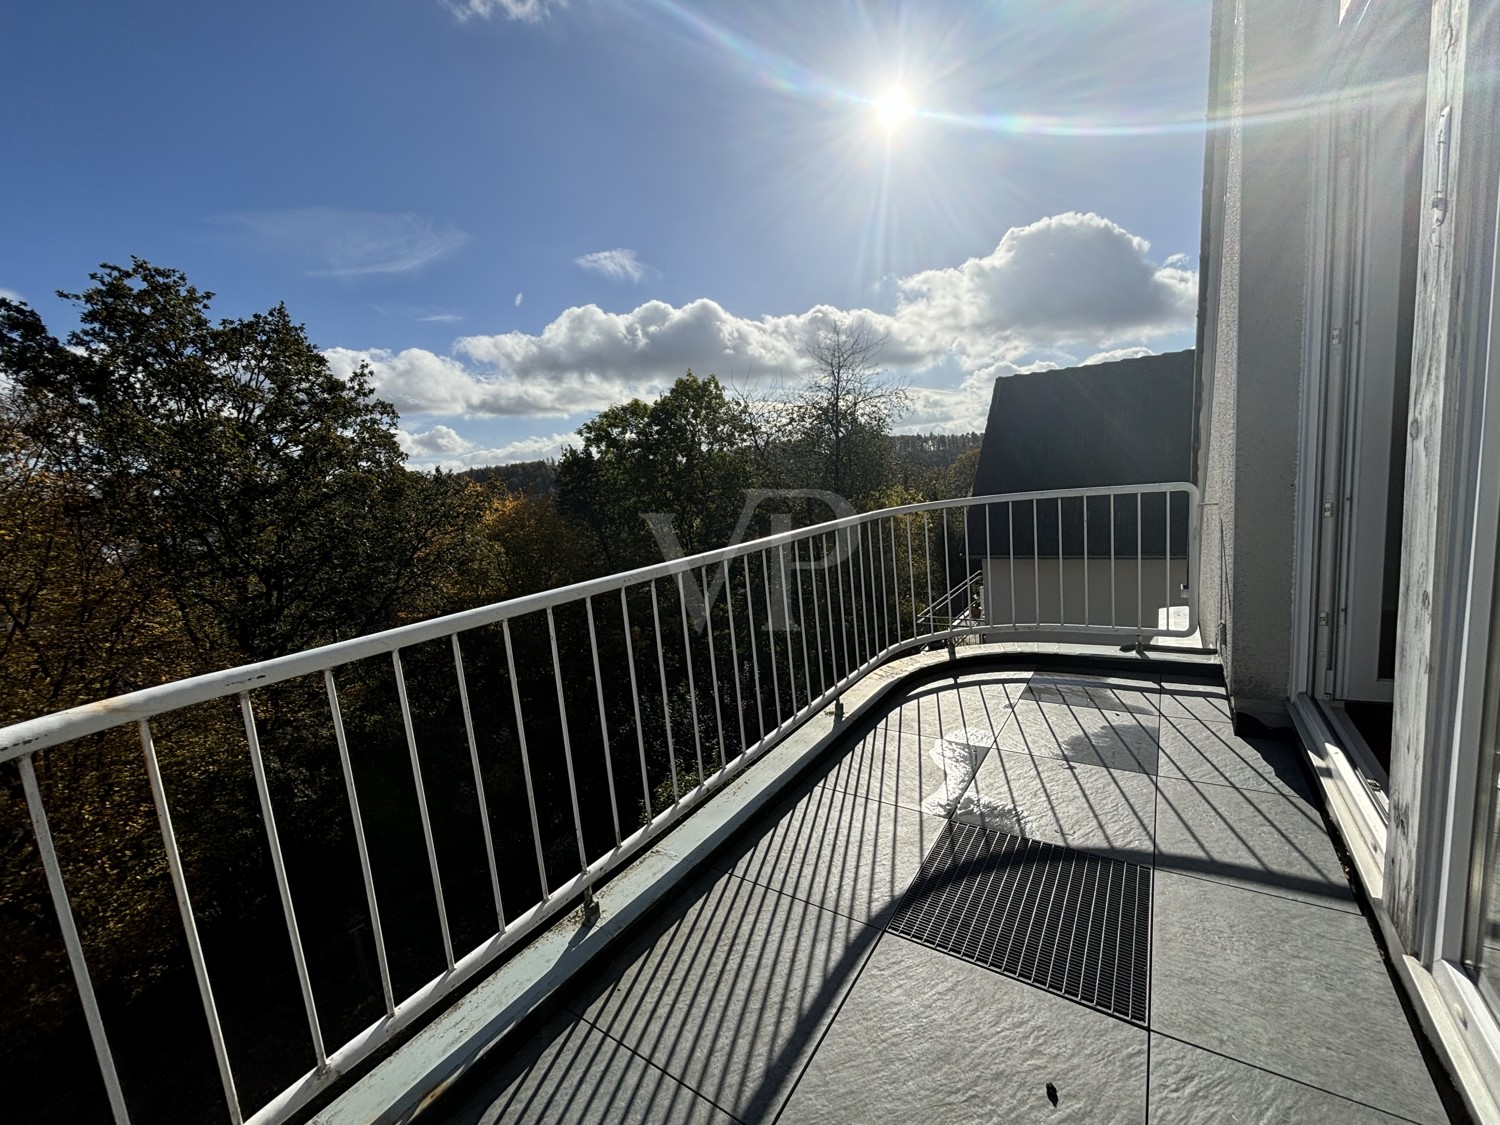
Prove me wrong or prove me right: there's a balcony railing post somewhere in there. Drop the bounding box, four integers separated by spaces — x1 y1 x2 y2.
721 559 747 757
452 635 508 928
392 650 455 971
648 581 680 802
700 566 727 773
674 573 705 784
743 554 765 742
584 598 622 847
139 719 243 1124
325 671 397 1012
761 550 783 731
19 755 133 1125
619 588 653 822
793 541 813 707
502 619 552 898
239 692 327 1070
546 607 590 872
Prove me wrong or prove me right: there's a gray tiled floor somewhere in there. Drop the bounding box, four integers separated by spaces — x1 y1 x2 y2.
435 664 1450 1124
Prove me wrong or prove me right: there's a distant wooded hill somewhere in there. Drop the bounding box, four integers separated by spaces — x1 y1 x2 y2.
457 431 985 497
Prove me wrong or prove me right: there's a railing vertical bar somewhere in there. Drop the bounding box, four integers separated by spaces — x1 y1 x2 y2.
620 589 652 821
649 581 680 801
722 560 748 758
583 599 622 847
743 555 765 741
836 529 851 680
325 672 396 1012
886 518 898 645
239 692 327 1069
942 508 951 630
138 719 242 1124
807 538 827 696
984 501 993 630
503 619 551 897
1137 492 1144 632
392 650 455 971
923 513 933 637
1008 502 1017 628
1083 497 1090 629
1110 493 1117 628
963 502 972 633
700 567 726 772
674 573 706 784
1057 496 1065 626
907 516 917 638
1165 490 1173 634
1032 499 1041 629
18 754 133 1125
452 635 507 926
546 607 591 871
876 522 888 651
777 544 798 714
858 523 874 666
793 541 814 704
761 550 784 729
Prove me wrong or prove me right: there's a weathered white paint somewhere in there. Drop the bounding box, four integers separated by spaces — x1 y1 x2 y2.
1385 0 1499 957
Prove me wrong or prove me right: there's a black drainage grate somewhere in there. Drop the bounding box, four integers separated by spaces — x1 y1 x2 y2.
887 820 1151 1023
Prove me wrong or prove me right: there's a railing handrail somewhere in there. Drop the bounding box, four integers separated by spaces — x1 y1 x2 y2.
0 482 1196 761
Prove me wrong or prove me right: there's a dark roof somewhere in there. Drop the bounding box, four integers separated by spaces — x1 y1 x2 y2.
970 350 1194 495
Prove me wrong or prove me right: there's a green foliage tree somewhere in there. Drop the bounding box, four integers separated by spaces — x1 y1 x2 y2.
0 260 460 665
556 371 754 570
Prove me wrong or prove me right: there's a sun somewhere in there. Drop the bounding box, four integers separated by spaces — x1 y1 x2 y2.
873 85 915 133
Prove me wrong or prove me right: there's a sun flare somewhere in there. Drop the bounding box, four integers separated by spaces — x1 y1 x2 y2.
874 85 915 132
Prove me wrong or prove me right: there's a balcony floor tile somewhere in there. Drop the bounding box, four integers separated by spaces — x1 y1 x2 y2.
1154 776 1356 911
1150 872 1445 1124
438 1008 737 1125
1156 714 1314 798
1148 1035 1420 1125
998 698 1161 775
959 745 1155 864
713 779 946 925
568 872 880 1123
778 934 1148 1125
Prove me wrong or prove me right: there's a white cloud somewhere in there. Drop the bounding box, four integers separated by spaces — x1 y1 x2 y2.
575 248 653 284
402 428 577 470
1164 252 1194 269
397 424 476 456
224 208 468 277
1082 346 1155 365
514 291 524 307
417 311 464 323
444 0 562 22
0 288 23 303
329 213 1196 436
893 212 1196 360
452 431 575 466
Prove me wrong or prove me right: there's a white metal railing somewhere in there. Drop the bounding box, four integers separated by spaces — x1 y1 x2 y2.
0 484 1196 1125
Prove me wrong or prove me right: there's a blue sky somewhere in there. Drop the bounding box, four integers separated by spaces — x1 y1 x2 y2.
1 0 1211 468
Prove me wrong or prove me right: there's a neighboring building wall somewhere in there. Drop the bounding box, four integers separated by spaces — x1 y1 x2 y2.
1195 0 1331 721
971 351 1194 496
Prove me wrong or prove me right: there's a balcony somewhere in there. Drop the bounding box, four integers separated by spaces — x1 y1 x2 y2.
0 486 1456 1123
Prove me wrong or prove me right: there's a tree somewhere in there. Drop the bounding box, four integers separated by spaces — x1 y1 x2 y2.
0 260 460 665
790 317 910 504
556 371 755 570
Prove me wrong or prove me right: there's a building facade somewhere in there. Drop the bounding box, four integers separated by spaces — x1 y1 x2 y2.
1199 0 1500 1115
